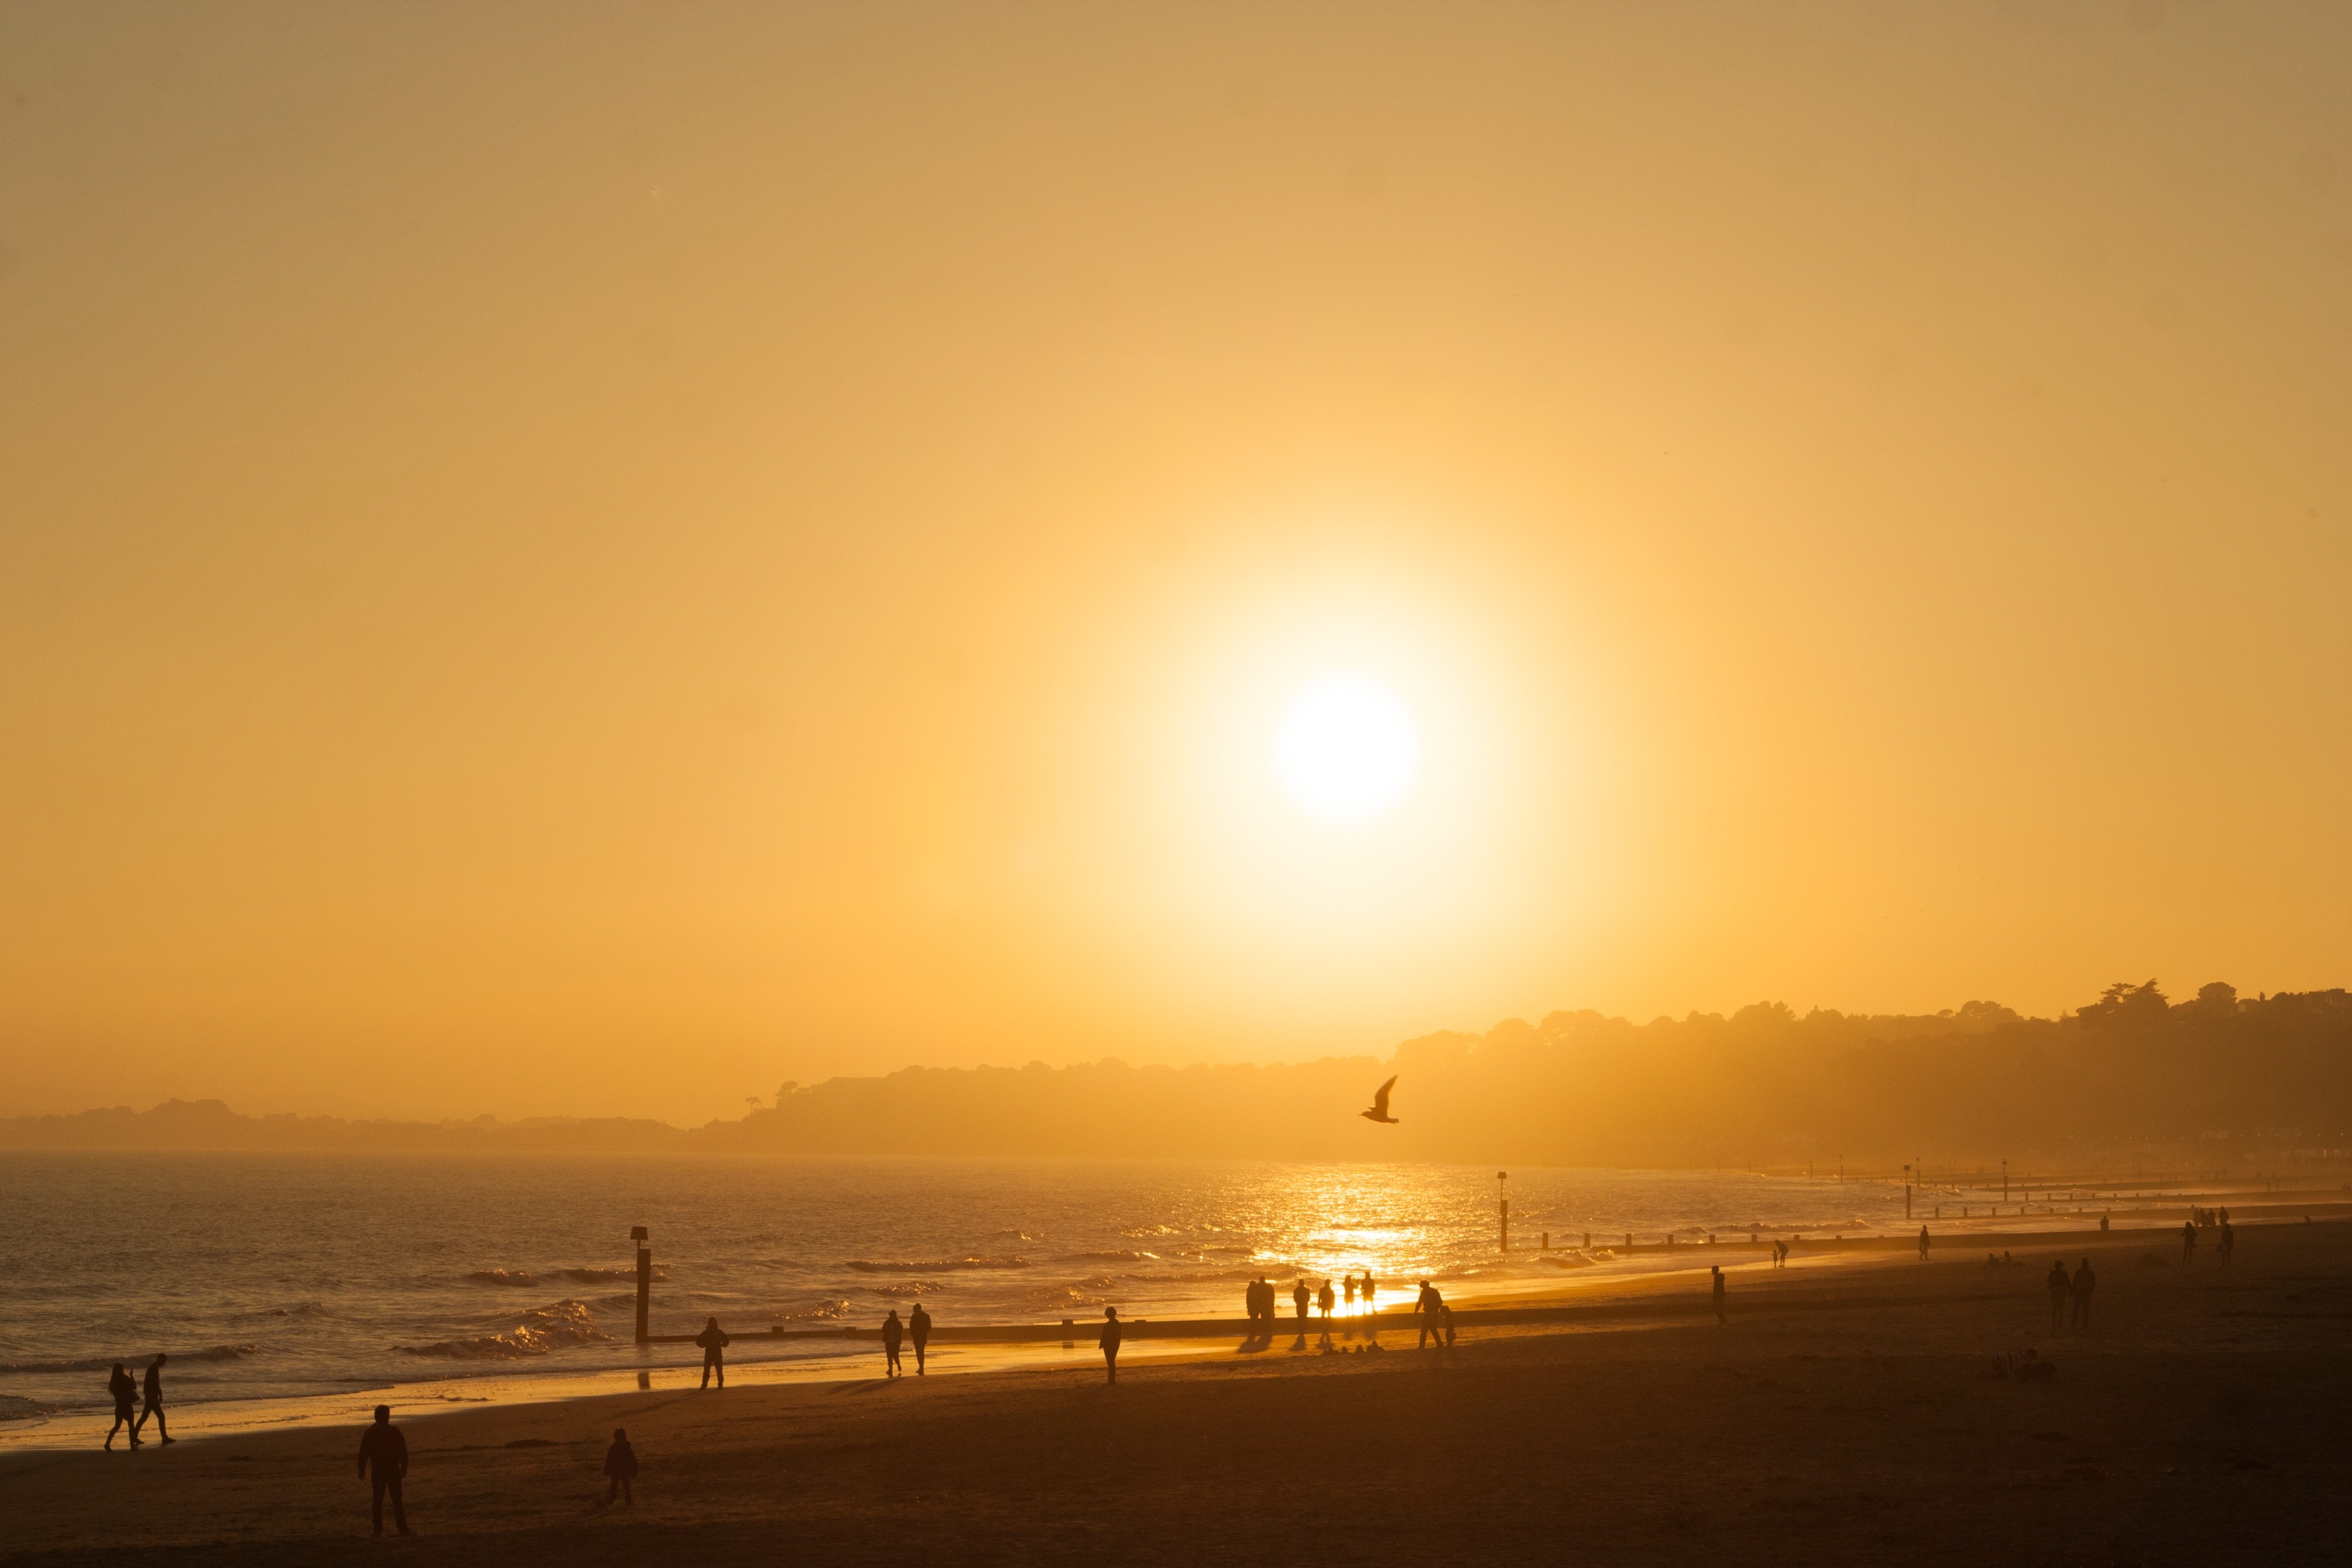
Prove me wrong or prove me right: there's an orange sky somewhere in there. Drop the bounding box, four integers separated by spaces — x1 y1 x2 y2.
1 3 2345 1124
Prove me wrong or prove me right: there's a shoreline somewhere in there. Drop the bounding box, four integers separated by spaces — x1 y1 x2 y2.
3 1211 2308 1456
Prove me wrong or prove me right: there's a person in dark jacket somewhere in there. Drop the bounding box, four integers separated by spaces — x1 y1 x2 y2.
604 1427 638 1506
357 1405 412 1536
1099 1307 1122 1384
696 1318 731 1389
883 1309 904 1377
103 1362 141 1451
131 1354 174 1444
909 1303 932 1375
2070 1258 2097 1328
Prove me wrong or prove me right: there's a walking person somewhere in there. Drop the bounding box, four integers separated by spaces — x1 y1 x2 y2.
695 1317 731 1390
2070 1258 2097 1328
2045 1259 2070 1328
1414 1280 1446 1348
909 1301 932 1374
357 1405 412 1537
2181 1220 2197 1267
1099 1307 1122 1384
103 1362 141 1451
2219 1222 2236 1264
131 1353 174 1445
882 1309 904 1377
1711 1264 1726 1325
1918 1225 1931 1262
603 1428 638 1507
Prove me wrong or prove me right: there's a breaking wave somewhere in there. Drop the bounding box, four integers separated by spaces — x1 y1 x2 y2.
845 1256 1028 1274
0 1394 63 1422
467 1267 666 1289
1054 1250 1160 1264
0 1344 257 1375
395 1301 609 1360
862 1281 948 1297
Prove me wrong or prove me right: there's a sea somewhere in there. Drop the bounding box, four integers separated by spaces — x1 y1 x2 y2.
1 1154 1907 1442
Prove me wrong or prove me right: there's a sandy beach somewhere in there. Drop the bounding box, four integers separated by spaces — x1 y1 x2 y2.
5 1217 2345 1567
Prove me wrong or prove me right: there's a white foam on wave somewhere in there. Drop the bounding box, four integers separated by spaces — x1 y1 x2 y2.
845 1256 1028 1273
395 1301 610 1360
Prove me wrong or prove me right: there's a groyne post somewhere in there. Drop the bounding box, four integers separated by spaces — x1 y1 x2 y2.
632 1225 651 1345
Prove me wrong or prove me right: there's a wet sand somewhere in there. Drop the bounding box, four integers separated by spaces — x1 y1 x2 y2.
3 1220 2347 1566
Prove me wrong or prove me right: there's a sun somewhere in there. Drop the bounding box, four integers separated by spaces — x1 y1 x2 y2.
1271 674 1422 825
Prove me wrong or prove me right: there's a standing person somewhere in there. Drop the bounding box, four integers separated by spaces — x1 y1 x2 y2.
2070 1258 2097 1328
2219 1222 2236 1264
103 1362 141 1451
1317 1278 1336 1330
909 1302 932 1374
357 1405 411 1537
1918 1225 1931 1262
1293 1277 1311 1326
1711 1265 1726 1325
2181 1220 2198 1266
1361 1271 1377 1317
695 1317 731 1390
131 1353 173 1445
603 1428 638 1507
882 1309 904 1378
1343 1273 1358 1316
2045 1259 2070 1328
1098 1307 1122 1384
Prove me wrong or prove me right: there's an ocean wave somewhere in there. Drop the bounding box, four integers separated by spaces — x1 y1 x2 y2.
0 1344 257 1375
845 1256 1028 1273
1119 1224 1179 1238
1054 1250 1161 1264
777 1300 853 1322
395 1301 608 1360
238 1301 329 1320
467 1267 666 1289
0 1394 63 1421
861 1281 948 1297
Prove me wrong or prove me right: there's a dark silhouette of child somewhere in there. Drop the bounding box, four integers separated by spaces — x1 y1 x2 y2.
604 1428 638 1505
909 1303 932 1374
131 1353 173 1443
357 1405 411 1536
883 1309 904 1377
696 1318 731 1389
103 1362 140 1451
1099 1307 1122 1384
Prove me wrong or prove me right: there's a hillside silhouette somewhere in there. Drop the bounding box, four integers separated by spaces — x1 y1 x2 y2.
6 983 2343 1165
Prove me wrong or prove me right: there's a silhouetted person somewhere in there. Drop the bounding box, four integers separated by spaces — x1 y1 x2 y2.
103 1362 140 1451
2099 1212 2110 1232
2217 1205 2230 1226
1362 1271 1377 1316
2045 1259 2070 1328
1099 1307 1122 1384
1343 1273 1358 1314
883 1309 904 1377
1711 1264 1726 1325
131 1353 173 1444
1918 1225 1931 1262
2180 1220 2197 1266
1414 1280 1446 1348
357 1405 411 1536
2219 1222 2236 1264
910 1302 932 1373
604 1427 637 1506
2070 1258 2096 1328
696 1317 731 1389
1317 1278 1336 1328
1294 1278 1311 1324
1442 1301 1456 1347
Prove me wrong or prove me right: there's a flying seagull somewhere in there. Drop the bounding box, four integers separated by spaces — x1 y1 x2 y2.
1360 1075 1399 1124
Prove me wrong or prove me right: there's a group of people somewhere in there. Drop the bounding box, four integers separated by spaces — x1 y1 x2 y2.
101 1354 172 1451
878 1304 934 1377
1241 1271 1380 1331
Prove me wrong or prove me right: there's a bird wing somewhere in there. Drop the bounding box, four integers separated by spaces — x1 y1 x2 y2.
1370 1076 1396 1115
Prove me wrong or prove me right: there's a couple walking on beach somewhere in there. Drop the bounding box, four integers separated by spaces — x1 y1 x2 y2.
880 1303 932 1376
2043 1258 2098 1327
101 1354 173 1451
1413 1280 1454 1348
